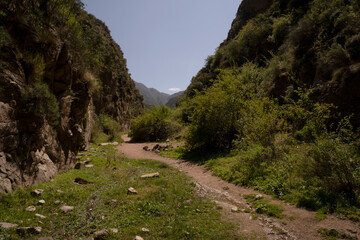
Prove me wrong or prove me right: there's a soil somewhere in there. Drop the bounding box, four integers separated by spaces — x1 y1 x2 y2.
117 135 360 240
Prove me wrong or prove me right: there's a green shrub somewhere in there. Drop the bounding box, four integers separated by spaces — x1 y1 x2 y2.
129 106 180 142
22 81 60 126
91 114 123 143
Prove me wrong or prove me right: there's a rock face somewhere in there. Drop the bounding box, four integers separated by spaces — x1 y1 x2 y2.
0 0 143 193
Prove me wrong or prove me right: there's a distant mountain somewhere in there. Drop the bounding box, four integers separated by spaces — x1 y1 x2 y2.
134 81 184 108
166 91 184 108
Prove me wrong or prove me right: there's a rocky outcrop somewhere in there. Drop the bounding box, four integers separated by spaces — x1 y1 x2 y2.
0 0 143 193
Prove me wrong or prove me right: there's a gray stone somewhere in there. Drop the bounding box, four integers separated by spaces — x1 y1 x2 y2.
0 222 18 229
35 214 46 219
141 172 159 178
127 187 138 195
26 206 36 212
32 189 45 196
109 228 119 234
94 229 109 239
60 205 74 212
134 236 144 240
141 228 150 232
38 199 45 205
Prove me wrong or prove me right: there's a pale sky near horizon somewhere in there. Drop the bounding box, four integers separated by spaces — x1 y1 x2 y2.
82 0 240 94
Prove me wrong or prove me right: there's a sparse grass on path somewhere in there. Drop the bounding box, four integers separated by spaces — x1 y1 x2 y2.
0 144 242 240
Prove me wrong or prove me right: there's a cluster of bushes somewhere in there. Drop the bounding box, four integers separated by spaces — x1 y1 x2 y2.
91 114 123 144
129 106 180 142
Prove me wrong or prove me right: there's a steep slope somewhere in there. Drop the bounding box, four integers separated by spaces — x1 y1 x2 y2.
134 81 184 108
186 0 360 126
0 0 142 193
134 81 169 107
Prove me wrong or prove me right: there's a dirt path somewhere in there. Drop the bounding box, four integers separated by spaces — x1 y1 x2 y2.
117 135 360 240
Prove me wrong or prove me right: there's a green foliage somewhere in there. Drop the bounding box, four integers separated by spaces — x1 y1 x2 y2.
243 194 285 218
318 228 357 240
129 106 180 142
22 81 60 126
91 114 123 143
0 144 242 240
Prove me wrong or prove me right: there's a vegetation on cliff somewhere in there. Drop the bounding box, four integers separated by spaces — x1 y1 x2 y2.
131 0 360 220
0 0 143 192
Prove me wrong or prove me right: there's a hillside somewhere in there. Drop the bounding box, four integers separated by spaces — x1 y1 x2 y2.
186 0 360 127
0 0 143 193
134 81 184 108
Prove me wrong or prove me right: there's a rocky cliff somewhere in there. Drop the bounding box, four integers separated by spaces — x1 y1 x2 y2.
186 0 360 126
0 0 143 193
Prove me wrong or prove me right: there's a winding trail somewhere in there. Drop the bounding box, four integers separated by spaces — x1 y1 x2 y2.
117 135 360 240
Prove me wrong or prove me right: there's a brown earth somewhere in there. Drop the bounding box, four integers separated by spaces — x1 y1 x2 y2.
117 135 360 240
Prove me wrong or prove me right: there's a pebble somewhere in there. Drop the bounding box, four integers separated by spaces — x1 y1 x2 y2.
94 229 109 239
60 206 74 213
26 206 36 212
54 200 61 205
38 200 45 205
31 189 44 196
134 236 144 240
35 214 46 219
141 228 150 232
127 187 138 195
141 172 160 178
85 164 94 168
109 228 119 234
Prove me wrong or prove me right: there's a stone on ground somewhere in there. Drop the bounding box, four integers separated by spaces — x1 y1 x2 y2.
74 177 92 184
26 206 36 212
35 213 46 219
54 200 61 205
0 222 18 229
31 189 44 196
141 228 150 232
85 164 94 168
60 205 74 213
109 228 119 234
134 236 144 240
94 229 109 239
141 172 160 178
127 187 138 195
38 199 45 205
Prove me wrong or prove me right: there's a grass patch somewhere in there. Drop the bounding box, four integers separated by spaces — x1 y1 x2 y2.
0 144 243 239
243 194 285 219
318 228 357 240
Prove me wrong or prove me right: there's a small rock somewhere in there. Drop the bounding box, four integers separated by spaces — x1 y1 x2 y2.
108 199 117 204
141 228 150 232
255 194 263 200
141 172 160 178
74 177 92 184
35 214 46 219
85 164 94 168
54 200 61 205
111 142 119 145
127 187 138 195
75 162 85 169
109 228 119 234
134 236 144 240
100 143 110 146
0 222 18 229
231 207 239 213
94 229 109 239
31 189 44 196
143 146 149 151
57 190 64 194
85 158 93 164
16 226 42 235
38 237 54 240
223 186 229 190
185 199 192 204
101 215 105 220
26 206 36 212
60 205 74 213
38 200 45 205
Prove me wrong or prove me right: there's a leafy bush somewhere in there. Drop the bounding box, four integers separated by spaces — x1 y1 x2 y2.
22 81 60 126
91 114 122 143
129 106 180 142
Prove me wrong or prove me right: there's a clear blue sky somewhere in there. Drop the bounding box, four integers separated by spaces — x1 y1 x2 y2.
82 0 240 94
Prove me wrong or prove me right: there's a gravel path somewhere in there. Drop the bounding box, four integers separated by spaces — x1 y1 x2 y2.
117 135 360 240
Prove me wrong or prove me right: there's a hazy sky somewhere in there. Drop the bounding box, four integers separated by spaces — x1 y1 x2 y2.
82 0 240 94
